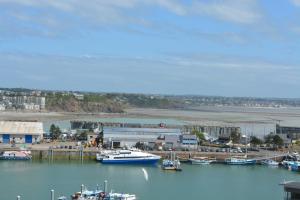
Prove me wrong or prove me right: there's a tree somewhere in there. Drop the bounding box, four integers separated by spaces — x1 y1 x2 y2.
264 134 273 144
250 136 263 146
49 124 61 140
230 131 241 144
191 129 205 145
273 135 284 147
264 134 284 147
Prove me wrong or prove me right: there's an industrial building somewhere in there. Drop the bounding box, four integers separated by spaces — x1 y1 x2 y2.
276 124 300 140
103 127 182 148
0 121 44 144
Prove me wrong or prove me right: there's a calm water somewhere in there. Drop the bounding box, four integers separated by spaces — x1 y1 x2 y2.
1 161 300 200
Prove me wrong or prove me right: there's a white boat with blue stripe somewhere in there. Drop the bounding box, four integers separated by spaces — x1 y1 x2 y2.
99 149 161 164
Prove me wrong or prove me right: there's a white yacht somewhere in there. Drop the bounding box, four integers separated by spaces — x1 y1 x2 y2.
99 149 161 164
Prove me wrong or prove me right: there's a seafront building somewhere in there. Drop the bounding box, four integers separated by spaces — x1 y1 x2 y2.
0 121 44 144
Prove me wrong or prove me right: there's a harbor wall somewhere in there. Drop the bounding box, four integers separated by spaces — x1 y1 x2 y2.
0 147 286 161
30 149 96 161
27 149 283 162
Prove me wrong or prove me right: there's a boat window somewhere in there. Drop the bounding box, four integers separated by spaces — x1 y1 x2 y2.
120 151 131 154
114 156 145 159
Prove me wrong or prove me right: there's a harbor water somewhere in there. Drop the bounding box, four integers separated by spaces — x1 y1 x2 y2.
1 161 300 200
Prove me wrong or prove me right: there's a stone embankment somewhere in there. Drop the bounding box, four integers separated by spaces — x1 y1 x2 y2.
0 146 286 162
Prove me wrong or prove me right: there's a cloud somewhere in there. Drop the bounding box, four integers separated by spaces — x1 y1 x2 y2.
291 26 300 34
0 0 263 38
1 52 299 97
191 0 262 24
291 0 300 6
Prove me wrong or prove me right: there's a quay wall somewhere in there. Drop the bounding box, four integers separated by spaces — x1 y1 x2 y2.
0 147 286 161
30 149 96 161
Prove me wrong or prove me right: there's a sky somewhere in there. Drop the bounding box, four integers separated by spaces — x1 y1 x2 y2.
0 0 300 98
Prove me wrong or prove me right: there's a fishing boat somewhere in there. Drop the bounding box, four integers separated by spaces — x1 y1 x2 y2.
225 156 256 165
281 160 295 169
162 159 182 171
189 157 216 165
100 149 161 164
290 161 300 172
0 150 32 160
59 181 136 200
261 159 279 166
161 152 182 171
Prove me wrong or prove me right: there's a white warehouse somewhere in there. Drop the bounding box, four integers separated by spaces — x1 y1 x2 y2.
0 121 44 144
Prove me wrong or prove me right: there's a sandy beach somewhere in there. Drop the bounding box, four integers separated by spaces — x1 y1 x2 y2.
1 106 300 126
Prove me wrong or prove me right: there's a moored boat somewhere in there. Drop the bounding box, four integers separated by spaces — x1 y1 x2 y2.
290 161 300 172
161 159 182 171
161 152 182 171
225 156 256 165
281 160 295 169
189 157 216 165
100 149 161 164
261 159 279 166
0 150 32 160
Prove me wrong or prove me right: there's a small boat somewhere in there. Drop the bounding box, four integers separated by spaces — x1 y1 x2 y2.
225 156 256 165
161 152 182 171
162 159 182 171
189 157 216 165
0 150 32 160
261 159 279 166
290 161 300 172
281 160 295 169
100 149 161 164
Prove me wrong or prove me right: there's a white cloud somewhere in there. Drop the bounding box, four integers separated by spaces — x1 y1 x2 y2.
291 26 300 34
0 0 263 38
191 0 262 24
291 0 300 6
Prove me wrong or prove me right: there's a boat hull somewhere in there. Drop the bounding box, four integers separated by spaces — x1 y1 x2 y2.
190 159 214 165
101 158 160 164
225 160 256 165
0 156 31 161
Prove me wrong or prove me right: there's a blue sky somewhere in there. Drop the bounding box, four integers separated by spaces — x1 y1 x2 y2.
1 0 300 97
